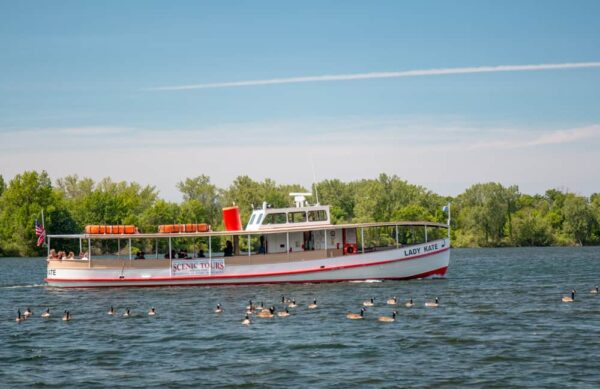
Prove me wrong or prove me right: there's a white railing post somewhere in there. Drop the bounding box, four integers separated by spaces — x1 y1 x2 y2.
208 236 212 276
361 228 365 254
395 225 399 248
168 236 172 277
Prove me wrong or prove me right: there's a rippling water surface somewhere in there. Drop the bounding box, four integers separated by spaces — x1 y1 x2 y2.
1 247 600 388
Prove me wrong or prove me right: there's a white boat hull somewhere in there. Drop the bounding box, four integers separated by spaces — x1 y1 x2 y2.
46 238 450 288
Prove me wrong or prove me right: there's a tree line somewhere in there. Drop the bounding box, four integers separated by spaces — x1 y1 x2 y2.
0 171 599 257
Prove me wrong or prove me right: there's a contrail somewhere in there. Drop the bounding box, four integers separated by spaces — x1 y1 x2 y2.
148 62 600 91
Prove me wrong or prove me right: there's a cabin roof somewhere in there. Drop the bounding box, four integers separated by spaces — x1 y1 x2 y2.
47 220 448 240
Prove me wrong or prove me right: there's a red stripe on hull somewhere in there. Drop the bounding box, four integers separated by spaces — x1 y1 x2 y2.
46 247 449 284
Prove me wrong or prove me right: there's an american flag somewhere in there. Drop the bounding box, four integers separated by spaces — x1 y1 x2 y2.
35 219 46 247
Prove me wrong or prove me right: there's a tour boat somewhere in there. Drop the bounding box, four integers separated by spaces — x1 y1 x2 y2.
45 194 450 288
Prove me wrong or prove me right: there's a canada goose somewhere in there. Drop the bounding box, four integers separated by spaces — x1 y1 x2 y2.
215 304 223 314
590 286 599 295
386 297 397 305
277 308 290 317
288 300 298 308
346 308 365 320
16 310 24 322
425 298 439 308
41 308 51 318
257 307 275 318
405 298 414 308
62 311 71 321
363 298 375 307
246 300 253 310
123 308 131 317
242 314 251 325
148 307 156 316
562 290 575 303
308 299 318 309
108 306 115 315
24 308 32 318
378 311 398 322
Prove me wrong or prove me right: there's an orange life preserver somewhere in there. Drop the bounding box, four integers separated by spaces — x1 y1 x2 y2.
344 243 358 255
85 225 97 234
196 223 210 232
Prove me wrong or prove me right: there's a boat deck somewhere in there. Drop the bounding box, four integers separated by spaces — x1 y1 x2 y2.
48 249 350 269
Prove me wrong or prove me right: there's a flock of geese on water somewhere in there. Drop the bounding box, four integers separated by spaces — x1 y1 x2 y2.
15 286 598 324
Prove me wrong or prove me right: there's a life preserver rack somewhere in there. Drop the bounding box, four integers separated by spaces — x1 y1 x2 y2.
85 225 137 234
158 224 211 233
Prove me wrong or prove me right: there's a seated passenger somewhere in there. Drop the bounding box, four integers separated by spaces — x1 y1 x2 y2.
135 251 146 260
80 251 89 261
223 240 233 257
198 249 205 258
67 251 75 259
47 249 59 261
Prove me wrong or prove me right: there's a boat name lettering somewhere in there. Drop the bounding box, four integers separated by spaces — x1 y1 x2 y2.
404 247 420 256
172 259 225 276
423 243 439 252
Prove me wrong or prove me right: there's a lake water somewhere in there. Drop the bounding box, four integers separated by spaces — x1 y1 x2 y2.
1 247 600 388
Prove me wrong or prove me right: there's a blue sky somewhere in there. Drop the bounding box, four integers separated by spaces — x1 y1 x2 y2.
1 1 600 200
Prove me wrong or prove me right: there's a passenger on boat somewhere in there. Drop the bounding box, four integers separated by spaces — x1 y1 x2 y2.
135 251 146 260
224 240 233 257
58 251 67 260
47 249 60 261
67 251 75 259
198 249 205 258
80 251 89 261
258 236 266 254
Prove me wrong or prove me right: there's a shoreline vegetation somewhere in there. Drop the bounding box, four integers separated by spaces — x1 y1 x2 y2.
0 171 599 257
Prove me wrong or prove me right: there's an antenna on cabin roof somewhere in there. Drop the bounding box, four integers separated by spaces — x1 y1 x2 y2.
289 192 312 208
310 154 320 205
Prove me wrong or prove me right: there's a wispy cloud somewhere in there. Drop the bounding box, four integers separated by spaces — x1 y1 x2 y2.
148 62 600 91
58 127 132 136
466 124 600 150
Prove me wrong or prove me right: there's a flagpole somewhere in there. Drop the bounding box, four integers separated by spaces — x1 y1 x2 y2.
447 203 451 240
41 209 46 246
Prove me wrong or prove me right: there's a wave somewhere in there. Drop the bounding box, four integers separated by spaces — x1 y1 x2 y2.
0 283 44 289
348 279 383 283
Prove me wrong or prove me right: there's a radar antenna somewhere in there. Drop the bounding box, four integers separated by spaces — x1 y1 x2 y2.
289 192 313 208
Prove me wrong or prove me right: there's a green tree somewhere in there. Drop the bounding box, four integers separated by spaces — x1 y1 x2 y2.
512 208 553 246
456 182 513 246
0 175 5 197
315 179 355 223
176 175 221 225
562 194 593 245
0 171 72 256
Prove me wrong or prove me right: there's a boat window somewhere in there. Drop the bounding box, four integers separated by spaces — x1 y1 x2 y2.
263 213 287 224
256 213 263 225
249 214 256 225
308 210 328 222
288 211 307 223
